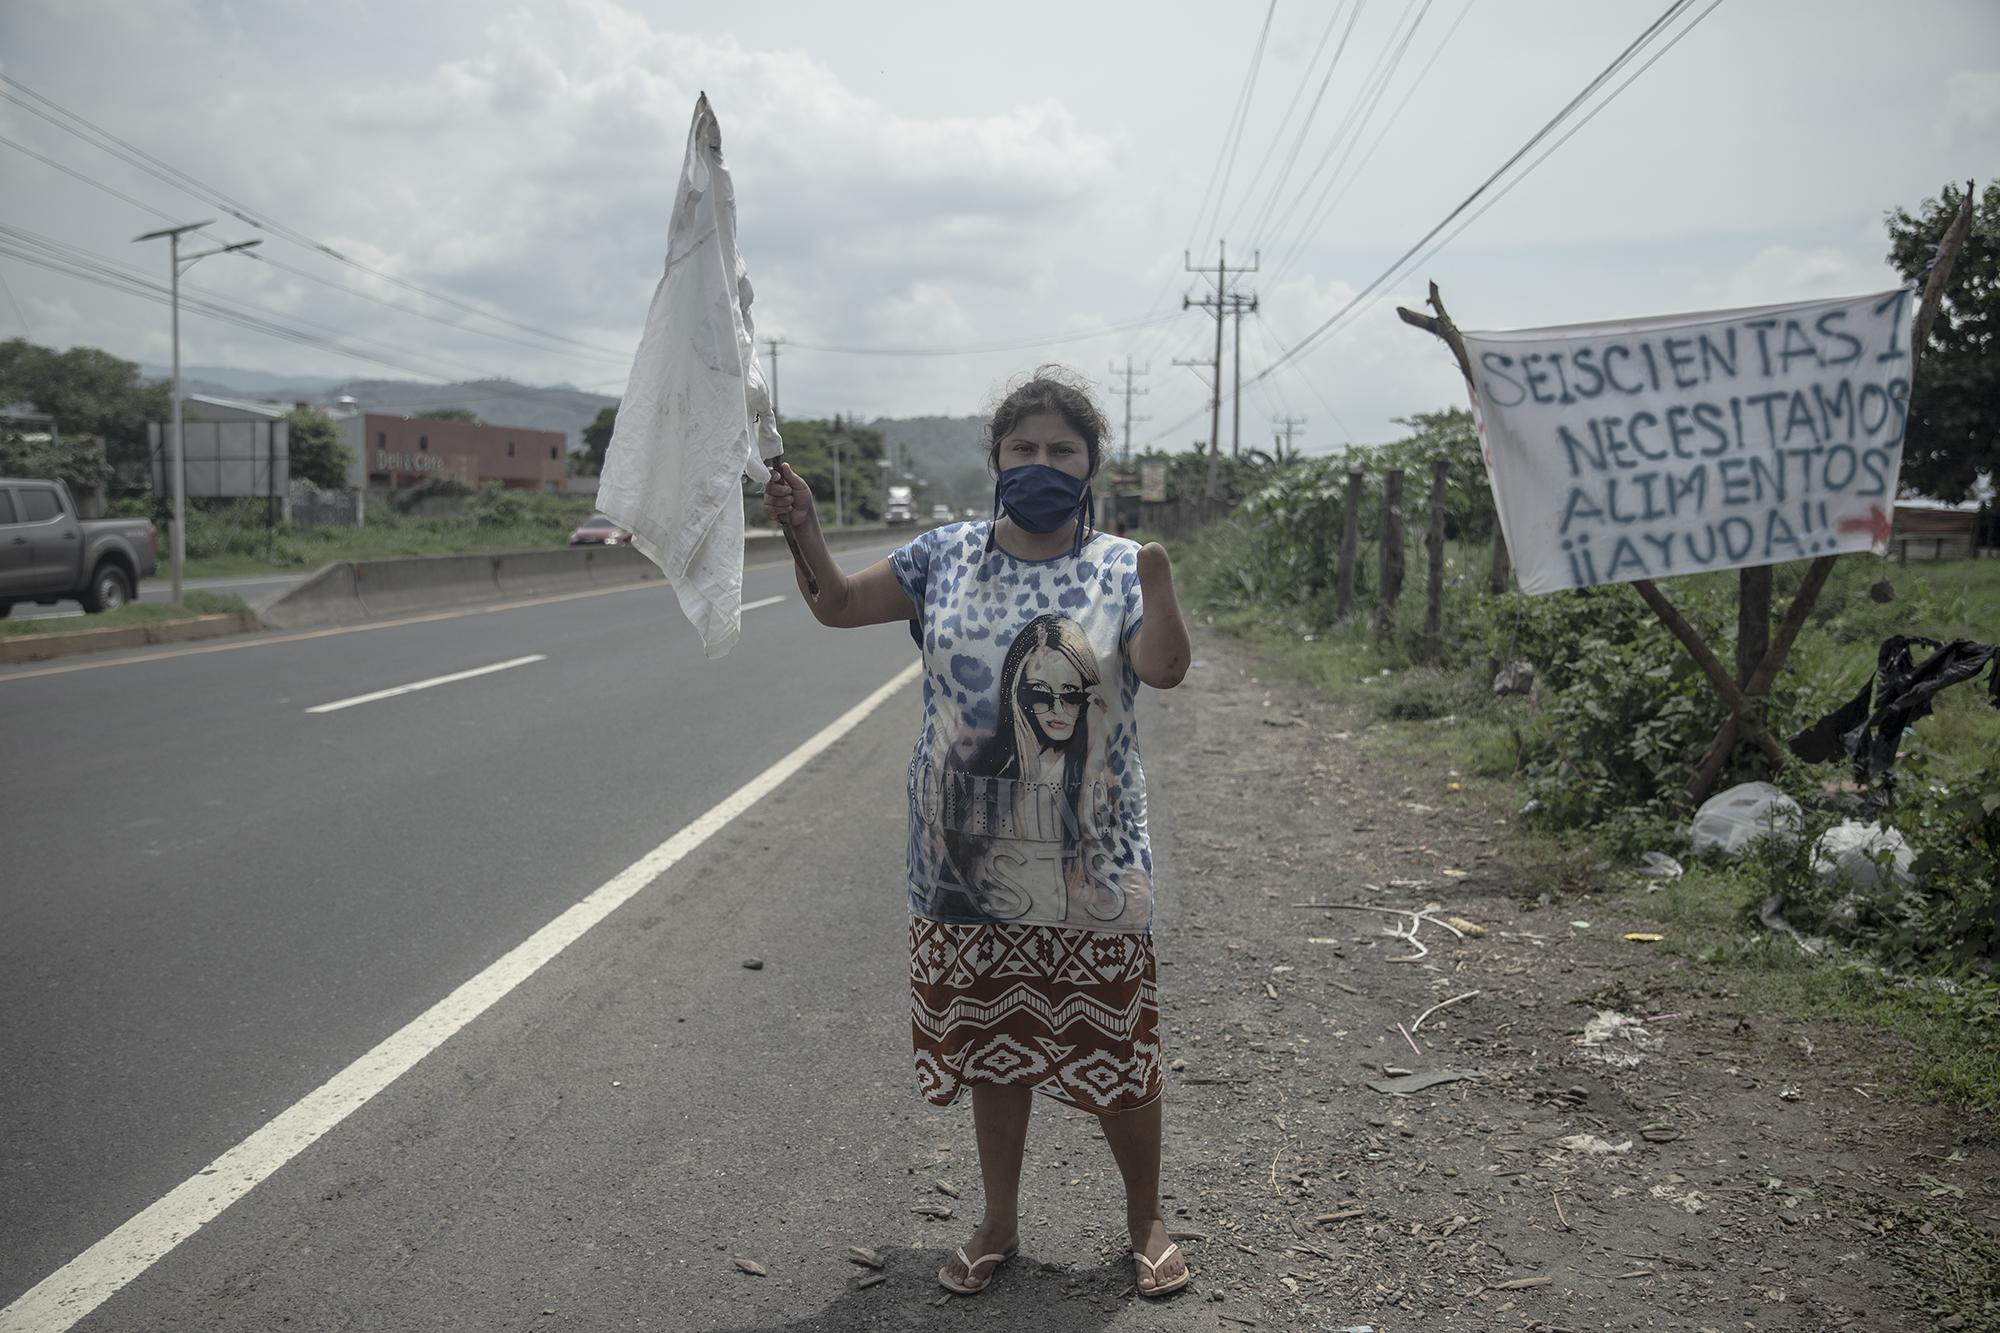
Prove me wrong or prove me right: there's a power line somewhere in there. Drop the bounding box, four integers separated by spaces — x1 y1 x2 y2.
0 132 631 370
1185 1 1280 264
778 311 1177 358
1216 1 1359 249
1145 0 1714 446
0 73 628 360
0 232 603 417
1258 0 1434 263
1265 0 1477 288
1249 0 1709 385
1239 0 1371 256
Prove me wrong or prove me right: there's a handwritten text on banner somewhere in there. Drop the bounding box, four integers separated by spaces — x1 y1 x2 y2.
1464 289 1913 595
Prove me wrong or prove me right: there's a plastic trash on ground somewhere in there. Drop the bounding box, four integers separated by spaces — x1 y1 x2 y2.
1689 781 1803 857
1637 851 1684 879
1576 1010 1663 1068
1810 820 1917 895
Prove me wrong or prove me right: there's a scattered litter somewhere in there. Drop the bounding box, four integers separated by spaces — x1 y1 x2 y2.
935 1180 960 1198
1577 1010 1664 1068
741 958 765 970
1446 781 1462 792
1492 660 1535 696
1445 916 1486 937
1648 1183 1709 1214
1396 1022 1422 1056
1366 1069 1479 1095
911 1202 954 1219
1440 867 1469 878
733 1257 768 1276
1622 933 1665 943
852 1272 888 1290
1569 920 1591 930
1487 1275 1552 1291
1810 820 1916 893
847 1246 885 1269
1778 1086 1801 1101
1636 851 1684 879
1557 1133 1633 1155
1314 1208 1367 1223
1170 1057 1188 1071
1757 894 1826 955
1410 990 1480 1033
1689 781 1803 856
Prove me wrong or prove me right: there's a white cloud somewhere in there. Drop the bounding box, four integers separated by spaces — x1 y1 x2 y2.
1947 70 2000 126
1708 244 1898 309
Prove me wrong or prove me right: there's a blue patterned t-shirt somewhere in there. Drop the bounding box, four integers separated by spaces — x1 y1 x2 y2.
888 522 1153 934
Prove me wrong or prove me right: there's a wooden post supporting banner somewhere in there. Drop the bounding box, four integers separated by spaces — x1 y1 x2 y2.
1376 468 1405 650
1337 469 1362 619
1424 460 1448 665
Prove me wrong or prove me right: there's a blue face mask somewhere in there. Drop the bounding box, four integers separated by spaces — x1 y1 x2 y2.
987 464 1095 556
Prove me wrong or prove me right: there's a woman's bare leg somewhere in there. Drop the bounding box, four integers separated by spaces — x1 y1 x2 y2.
1099 1097 1187 1292
941 1083 1032 1287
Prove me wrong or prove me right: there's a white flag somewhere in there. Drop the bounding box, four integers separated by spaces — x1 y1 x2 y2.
597 93 784 656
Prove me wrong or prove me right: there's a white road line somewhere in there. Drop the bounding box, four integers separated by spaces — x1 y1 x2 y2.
0 658 922 1333
741 595 784 611
0 555 820 684
305 655 547 714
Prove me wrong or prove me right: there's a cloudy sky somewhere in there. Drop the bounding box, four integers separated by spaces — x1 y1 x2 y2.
2 0 1994 454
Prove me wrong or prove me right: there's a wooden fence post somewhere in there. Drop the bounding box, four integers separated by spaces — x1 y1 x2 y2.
1376 468 1405 649
1423 460 1447 665
1337 468 1362 618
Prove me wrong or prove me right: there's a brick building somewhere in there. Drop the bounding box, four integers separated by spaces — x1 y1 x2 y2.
338 414 567 494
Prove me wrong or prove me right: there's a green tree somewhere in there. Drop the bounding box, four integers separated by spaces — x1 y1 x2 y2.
581 404 617 473
1886 181 1998 502
284 408 353 490
0 429 114 497
749 417 886 524
0 339 170 490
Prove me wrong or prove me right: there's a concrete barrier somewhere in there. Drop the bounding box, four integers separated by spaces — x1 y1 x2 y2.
258 562 365 630
353 553 502 620
257 525 909 631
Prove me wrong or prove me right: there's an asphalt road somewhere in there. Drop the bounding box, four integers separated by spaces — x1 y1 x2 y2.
0 542 978 1327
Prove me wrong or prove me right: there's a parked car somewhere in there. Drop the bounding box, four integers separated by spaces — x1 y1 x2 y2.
568 514 632 546
0 477 158 616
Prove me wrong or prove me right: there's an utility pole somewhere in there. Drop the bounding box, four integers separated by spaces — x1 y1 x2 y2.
1227 292 1259 458
1273 413 1306 457
1107 357 1149 466
134 221 260 604
764 337 783 419
1183 241 1257 501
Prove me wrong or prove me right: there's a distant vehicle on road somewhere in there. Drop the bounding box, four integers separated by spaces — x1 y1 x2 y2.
0 477 158 617
929 504 955 524
568 514 633 546
885 485 914 526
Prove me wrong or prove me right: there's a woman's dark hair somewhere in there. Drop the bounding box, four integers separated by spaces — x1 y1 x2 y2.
984 365 1111 478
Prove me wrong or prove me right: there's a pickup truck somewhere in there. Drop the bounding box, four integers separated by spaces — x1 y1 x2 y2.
0 477 159 616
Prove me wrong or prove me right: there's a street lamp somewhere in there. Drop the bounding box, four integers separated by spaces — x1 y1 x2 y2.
133 221 261 603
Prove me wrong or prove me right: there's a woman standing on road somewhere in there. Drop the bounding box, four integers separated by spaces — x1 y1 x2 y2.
761 367 1193 1298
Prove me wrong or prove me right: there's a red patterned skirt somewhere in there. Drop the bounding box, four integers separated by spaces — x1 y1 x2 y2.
910 917 1164 1116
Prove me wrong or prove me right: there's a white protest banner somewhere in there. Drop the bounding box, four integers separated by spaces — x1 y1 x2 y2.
1463 289 1914 595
